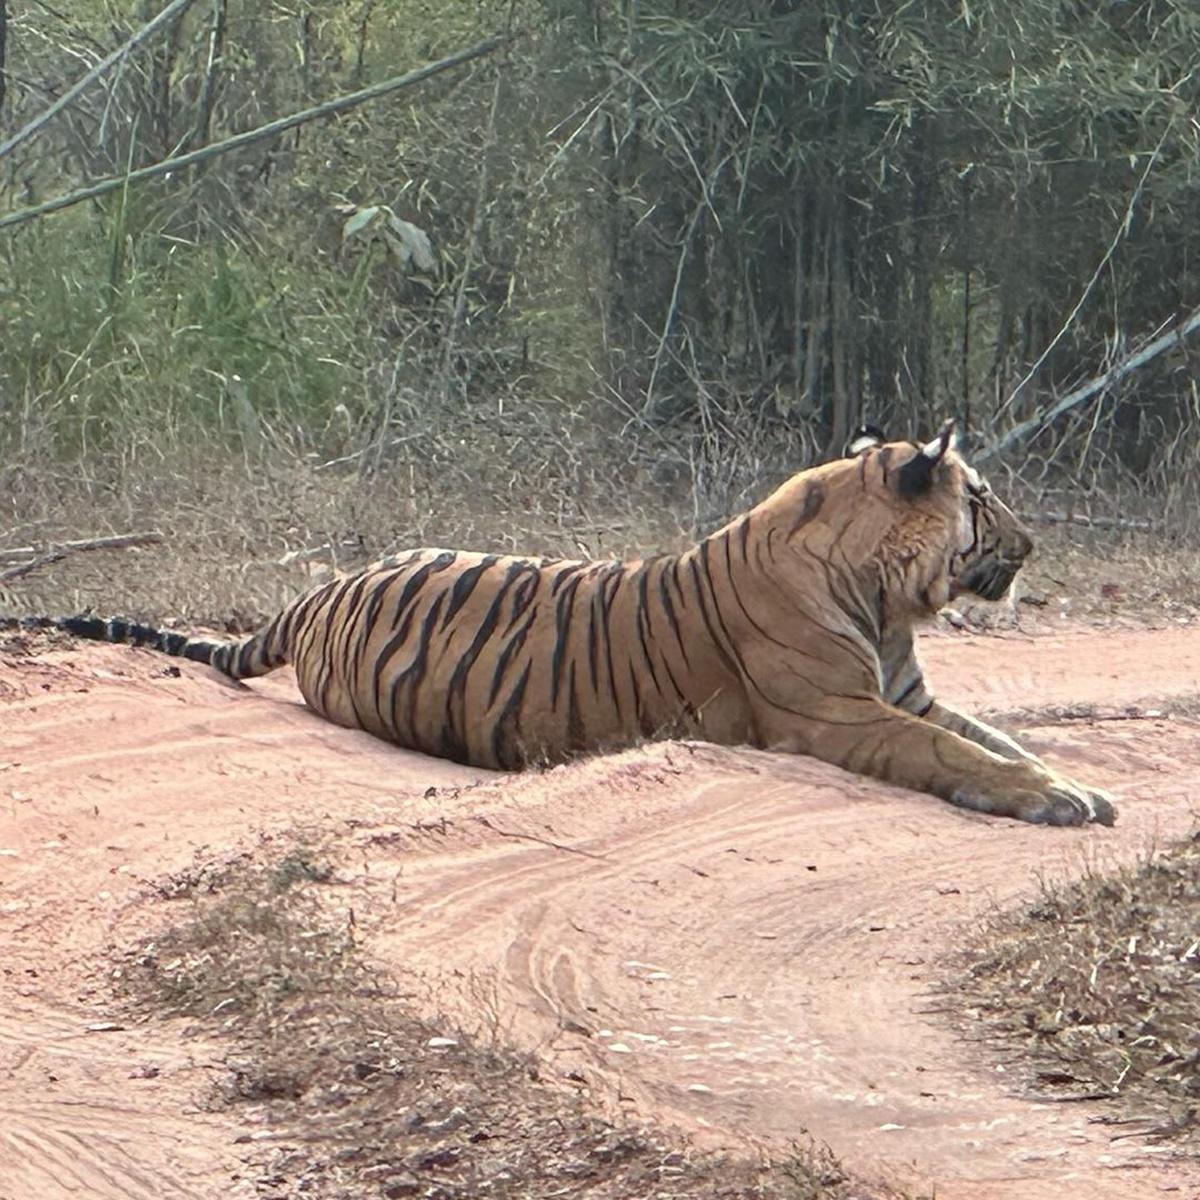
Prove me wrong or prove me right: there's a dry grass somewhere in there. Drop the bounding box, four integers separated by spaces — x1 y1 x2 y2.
0 453 693 627
6 448 1200 638
1019 522 1200 626
114 840 873 1200
953 833 1200 1144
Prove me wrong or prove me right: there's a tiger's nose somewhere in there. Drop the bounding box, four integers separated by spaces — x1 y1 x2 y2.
1014 526 1034 560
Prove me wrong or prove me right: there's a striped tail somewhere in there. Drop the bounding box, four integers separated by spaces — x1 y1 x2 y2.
0 614 289 679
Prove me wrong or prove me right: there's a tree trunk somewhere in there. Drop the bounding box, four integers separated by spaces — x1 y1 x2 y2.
907 111 939 426
193 0 227 154
0 0 8 123
790 179 805 412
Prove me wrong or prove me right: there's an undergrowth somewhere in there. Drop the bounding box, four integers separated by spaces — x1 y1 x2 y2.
114 840 867 1199
955 832 1200 1144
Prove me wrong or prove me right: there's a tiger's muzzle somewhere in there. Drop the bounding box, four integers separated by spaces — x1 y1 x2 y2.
958 557 1024 602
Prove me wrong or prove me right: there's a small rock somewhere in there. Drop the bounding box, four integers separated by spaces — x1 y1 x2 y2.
381 1173 421 1197
407 1144 460 1170
426 1037 458 1050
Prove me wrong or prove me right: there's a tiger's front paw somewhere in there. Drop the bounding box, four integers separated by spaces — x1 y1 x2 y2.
1055 776 1118 827
950 774 1115 827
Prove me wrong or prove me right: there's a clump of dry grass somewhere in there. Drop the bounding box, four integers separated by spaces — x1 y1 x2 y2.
115 841 867 1200
955 833 1200 1142
8 443 1200 640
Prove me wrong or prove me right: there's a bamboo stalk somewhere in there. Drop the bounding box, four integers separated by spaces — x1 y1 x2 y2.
0 0 197 163
0 34 507 232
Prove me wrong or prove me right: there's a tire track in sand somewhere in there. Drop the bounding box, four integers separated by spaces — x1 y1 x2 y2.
4 629 1200 1199
354 631 1200 1200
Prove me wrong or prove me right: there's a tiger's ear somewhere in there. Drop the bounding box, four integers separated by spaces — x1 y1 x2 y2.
845 423 886 458
897 419 956 497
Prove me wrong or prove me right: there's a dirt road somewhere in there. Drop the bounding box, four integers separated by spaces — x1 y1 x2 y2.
2 624 1198 1199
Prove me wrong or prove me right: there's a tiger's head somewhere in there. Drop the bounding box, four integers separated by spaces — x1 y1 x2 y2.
837 420 1034 617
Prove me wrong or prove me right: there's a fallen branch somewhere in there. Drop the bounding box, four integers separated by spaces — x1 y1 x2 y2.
0 34 507 232
978 302 1200 465
1017 510 1153 533
0 530 163 583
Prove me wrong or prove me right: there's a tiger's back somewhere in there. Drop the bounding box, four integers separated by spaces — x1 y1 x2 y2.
283 547 749 768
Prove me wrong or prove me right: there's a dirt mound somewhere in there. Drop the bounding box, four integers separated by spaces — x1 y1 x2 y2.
2 626 1199 1198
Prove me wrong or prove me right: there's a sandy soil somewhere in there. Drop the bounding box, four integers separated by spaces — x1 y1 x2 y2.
2 624 1199 1200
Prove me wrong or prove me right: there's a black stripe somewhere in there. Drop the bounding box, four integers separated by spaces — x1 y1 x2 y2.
786 482 826 539
441 555 500 630
692 544 741 676
347 572 394 709
441 571 515 759
566 660 587 751
549 571 585 708
388 592 447 747
320 571 382 716
550 562 589 595
627 658 647 734
656 560 691 671
487 620 531 708
370 554 456 732
584 564 616 695
893 674 923 708
491 660 532 768
634 563 663 698
600 565 625 718
502 565 541 635
269 580 335 674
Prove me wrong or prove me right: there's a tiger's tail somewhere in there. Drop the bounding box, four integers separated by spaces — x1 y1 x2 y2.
0 613 290 679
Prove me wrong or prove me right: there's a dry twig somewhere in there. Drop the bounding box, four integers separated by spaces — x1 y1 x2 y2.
0 530 163 582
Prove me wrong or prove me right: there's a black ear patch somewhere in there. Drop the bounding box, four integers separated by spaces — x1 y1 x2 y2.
844 423 887 458
896 419 956 497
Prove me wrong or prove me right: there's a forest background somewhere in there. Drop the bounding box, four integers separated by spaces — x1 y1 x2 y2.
1 0 1198 621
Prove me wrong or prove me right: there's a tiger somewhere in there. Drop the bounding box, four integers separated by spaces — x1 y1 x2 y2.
2 420 1114 827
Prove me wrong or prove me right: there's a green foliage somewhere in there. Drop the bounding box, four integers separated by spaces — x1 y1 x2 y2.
0 0 1197 474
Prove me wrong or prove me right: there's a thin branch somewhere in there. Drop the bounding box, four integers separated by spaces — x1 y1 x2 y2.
0 34 507 232
0 530 163 582
472 815 607 860
644 197 704 415
0 0 197 163
977 303 1200 465
191 0 227 156
643 152 732 415
437 65 503 403
1017 511 1152 533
